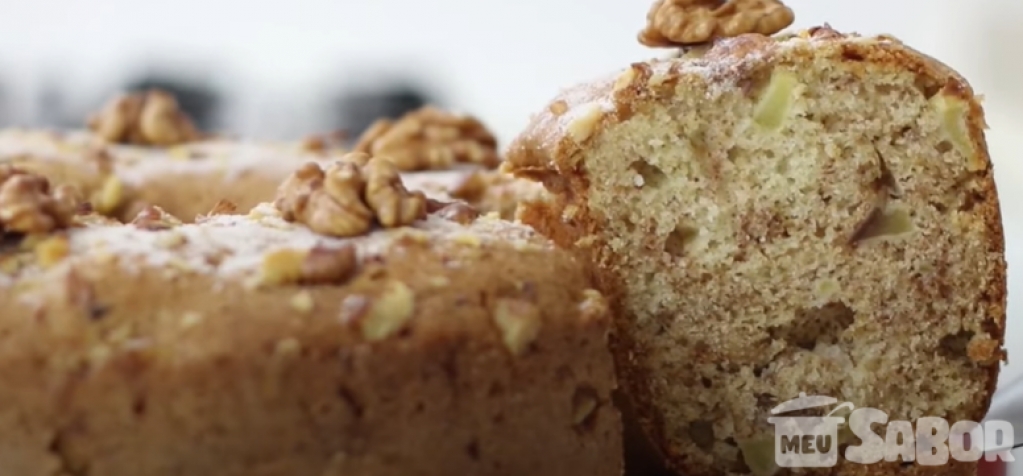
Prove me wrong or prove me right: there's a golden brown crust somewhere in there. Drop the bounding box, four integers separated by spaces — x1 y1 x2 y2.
508 26 1005 476
0 205 622 476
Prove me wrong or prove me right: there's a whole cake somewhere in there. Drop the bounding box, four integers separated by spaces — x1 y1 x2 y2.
507 25 1006 476
0 160 621 476
0 92 540 223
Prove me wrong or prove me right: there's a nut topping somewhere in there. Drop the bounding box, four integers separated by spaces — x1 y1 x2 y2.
259 244 358 286
353 106 500 171
0 165 81 235
87 90 201 146
362 158 427 227
275 157 426 237
130 205 183 230
639 0 794 48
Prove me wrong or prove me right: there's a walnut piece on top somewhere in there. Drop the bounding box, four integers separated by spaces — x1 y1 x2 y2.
0 164 81 235
274 153 427 237
352 106 501 171
88 90 201 147
639 0 794 48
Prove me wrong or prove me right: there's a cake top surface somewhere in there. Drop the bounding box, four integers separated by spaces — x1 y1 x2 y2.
506 27 974 174
1 202 550 290
0 128 488 194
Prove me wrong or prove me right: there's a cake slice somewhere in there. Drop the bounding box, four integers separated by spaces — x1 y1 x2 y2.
0 162 620 476
507 27 1006 476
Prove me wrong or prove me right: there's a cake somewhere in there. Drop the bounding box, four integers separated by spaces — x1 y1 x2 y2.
0 92 538 223
0 161 621 476
507 26 1006 476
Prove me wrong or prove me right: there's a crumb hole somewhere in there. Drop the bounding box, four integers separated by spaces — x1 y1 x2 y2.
623 217 638 233
466 439 481 461
842 49 865 61
132 396 147 417
849 207 914 244
915 76 943 100
959 191 985 212
337 385 364 418
936 141 954 154
700 377 713 388
769 302 855 350
938 330 974 360
775 156 789 173
629 160 666 188
873 148 902 197
571 386 600 432
665 224 700 257
755 392 776 409
688 420 716 451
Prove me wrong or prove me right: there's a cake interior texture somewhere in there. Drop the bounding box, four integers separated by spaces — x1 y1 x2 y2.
514 33 1006 475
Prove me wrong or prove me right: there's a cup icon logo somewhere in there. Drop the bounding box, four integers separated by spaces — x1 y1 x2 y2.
768 393 854 468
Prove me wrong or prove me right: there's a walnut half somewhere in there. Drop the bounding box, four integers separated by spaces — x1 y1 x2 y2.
274 154 427 237
353 106 501 171
88 90 201 146
0 165 81 235
639 0 795 48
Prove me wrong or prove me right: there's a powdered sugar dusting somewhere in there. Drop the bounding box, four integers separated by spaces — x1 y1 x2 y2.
1 202 548 289
0 128 341 185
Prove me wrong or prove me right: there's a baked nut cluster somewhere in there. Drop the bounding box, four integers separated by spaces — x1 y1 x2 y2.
353 106 501 171
0 165 81 235
88 89 201 146
638 0 794 47
274 154 427 237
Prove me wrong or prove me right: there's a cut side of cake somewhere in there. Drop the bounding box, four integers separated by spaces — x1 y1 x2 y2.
508 27 1006 476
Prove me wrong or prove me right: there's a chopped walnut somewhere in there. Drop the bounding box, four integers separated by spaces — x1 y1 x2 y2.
435 202 480 225
87 90 201 146
352 106 501 171
0 165 81 235
259 244 358 286
362 158 427 228
449 171 488 203
130 205 183 230
302 245 358 284
639 0 795 48
300 130 348 153
275 158 426 237
207 199 238 216
275 162 374 237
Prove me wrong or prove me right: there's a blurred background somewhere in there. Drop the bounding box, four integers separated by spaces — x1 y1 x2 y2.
0 0 1018 467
